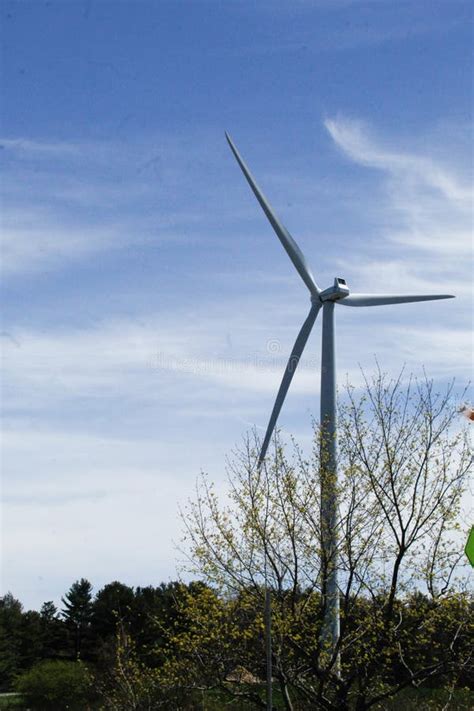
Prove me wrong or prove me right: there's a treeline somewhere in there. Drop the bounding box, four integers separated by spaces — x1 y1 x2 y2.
1 579 472 709
0 578 198 691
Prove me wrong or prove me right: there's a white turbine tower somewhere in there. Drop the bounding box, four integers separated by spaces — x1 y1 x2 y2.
225 132 454 679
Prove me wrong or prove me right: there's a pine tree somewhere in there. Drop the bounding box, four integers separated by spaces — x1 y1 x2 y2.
40 601 66 659
61 579 93 660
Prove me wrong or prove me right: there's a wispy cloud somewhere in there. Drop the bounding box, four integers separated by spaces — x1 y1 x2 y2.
0 138 150 276
325 117 472 204
0 205 200 276
1 209 122 276
0 312 321 415
216 2 467 57
0 131 254 277
324 116 473 268
0 137 81 157
2 299 469 433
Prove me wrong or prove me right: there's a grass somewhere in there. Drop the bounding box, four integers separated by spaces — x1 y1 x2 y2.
1 687 472 710
0 695 24 710
371 687 474 710
202 686 474 710
201 686 474 710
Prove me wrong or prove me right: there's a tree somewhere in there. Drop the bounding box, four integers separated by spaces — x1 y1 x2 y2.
61 579 93 660
40 601 57 621
96 584 206 711
0 595 69 691
158 582 278 709
16 659 95 710
18 610 43 670
0 593 24 690
40 601 67 660
181 371 472 710
91 581 135 643
130 583 186 668
96 630 183 711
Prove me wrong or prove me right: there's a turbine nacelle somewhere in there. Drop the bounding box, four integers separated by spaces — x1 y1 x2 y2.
319 278 350 302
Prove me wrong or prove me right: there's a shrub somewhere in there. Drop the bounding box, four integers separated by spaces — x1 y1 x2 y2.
15 659 94 710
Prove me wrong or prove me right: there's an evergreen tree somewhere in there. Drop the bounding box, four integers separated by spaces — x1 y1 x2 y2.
61 579 93 660
90 581 135 666
131 583 184 667
40 601 66 659
40 601 58 623
91 581 135 643
18 610 43 670
0 593 23 690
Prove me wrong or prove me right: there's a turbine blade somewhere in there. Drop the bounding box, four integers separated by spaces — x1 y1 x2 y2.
258 303 321 466
339 293 455 307
225 132 320 297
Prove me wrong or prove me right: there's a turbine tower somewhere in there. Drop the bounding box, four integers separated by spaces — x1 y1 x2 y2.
225 132 454 670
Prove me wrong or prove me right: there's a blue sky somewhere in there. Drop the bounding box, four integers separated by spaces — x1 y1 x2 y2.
1 0 472 610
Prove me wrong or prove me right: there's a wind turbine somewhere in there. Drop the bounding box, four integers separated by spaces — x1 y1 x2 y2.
225 132 454 671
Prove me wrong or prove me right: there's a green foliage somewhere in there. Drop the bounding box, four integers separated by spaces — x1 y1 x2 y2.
1 582 472 709
15 660 94 710
97 630 190 710
130 583 185 668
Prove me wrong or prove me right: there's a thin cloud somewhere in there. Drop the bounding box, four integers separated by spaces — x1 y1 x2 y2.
0 132 248 277
1 315 320 407
0 209 197 276
1 218 120 276
325 117 472 203
324 116 473 267
0 137 81 157
3 303 469 424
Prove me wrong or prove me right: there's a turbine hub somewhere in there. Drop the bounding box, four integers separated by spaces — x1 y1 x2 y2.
319 277 350 302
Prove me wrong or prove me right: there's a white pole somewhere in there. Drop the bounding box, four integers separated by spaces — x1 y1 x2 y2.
320 301 340 674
